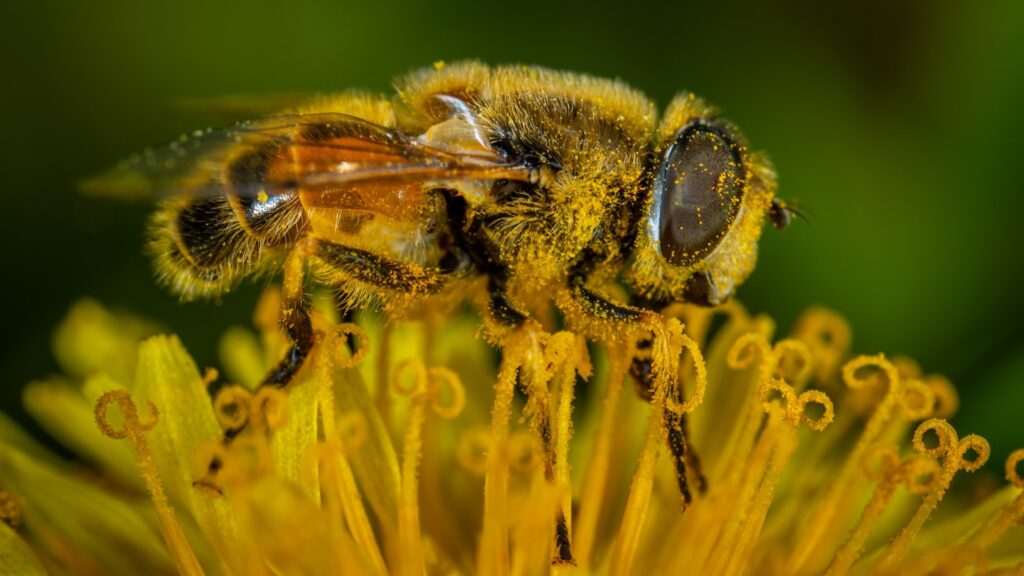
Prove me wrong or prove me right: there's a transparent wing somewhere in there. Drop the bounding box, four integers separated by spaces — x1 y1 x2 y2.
81 112 531 201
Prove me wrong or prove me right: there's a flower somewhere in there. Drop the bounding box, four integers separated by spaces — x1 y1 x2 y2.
1 294 1022 575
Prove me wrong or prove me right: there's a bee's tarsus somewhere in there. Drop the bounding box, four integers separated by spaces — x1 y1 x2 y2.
553 512 575 565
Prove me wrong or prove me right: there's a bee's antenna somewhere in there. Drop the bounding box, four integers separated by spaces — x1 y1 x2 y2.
769 197 811 229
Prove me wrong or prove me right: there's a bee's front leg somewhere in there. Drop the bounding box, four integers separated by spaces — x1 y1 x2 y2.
630 339 707 508
561 270 706 509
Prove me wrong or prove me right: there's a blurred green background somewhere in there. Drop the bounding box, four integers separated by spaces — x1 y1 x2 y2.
2 0 1022 465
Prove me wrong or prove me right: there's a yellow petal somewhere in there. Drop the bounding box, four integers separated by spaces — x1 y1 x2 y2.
236 477 367 575
132 334 241 566
334 360 401 532
0 443 173 574
0 521 47 576
218 326 267 390
270 376 320 502
52 299 156 383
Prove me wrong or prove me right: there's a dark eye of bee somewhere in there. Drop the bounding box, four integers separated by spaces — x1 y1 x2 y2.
655 121 745 266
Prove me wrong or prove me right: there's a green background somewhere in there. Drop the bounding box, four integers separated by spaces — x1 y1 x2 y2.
2 1 1022 466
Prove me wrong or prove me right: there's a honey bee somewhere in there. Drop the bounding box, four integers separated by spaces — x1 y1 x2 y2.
93 62 787 519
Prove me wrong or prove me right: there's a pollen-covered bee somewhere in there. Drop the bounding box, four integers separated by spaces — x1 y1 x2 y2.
92 62 787 519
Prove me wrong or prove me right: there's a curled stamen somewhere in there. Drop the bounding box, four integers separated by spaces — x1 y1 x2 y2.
1007 449 1024 488
771 339 813 388
792 307 851 349
93 390 204 576
925 375 959 419
672 332 707 414
508 431 542 476
912 419 958 458
902 456 941 495
727 332 771 370
252 387 288 431
873 421 991 572
336 411 368 453
662 324 707 416
761 377 797 410
95 389 159 439
201 367 219 388
890 356 923 380
212 385 251 432
797 390 834 431
955 435 990 473
842 355 899 392
335 322 369 368
457 428 492 476
862 445 901 481
897 380 936 421
392 358 429 398
427 367 465 419
218 436 274 486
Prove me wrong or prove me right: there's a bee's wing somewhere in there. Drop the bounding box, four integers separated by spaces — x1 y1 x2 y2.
81 112 530 201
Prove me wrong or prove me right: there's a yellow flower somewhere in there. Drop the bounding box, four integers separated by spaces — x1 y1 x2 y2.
1 295 1023 575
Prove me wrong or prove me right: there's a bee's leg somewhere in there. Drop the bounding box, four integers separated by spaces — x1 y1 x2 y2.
217 248 312 446
629 340 707 503
564 272 706 508
201 247 312 485
333 288 359 353
488 272 529 326
315 241 446 294
261 248 314 390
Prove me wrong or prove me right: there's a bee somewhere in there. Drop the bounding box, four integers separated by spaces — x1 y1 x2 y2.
93 62 785 520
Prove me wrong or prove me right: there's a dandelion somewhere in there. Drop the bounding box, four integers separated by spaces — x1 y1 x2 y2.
1 295 1022 575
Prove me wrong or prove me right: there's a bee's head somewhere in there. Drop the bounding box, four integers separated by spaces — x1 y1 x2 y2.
628 93 778 307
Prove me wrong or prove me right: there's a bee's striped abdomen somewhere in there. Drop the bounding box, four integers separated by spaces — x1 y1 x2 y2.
149 140 306 300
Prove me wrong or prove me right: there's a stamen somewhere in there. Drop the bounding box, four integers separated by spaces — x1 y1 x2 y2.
547 332 587 566
825 450 940 575
574 348 629 568
312 327 387 576
924 375 959 419
393 358 430 576
479 326 539 576
457 428 492 476
610 318 705 575
212 385 251 432
872 419 990 572
95 390 205 576
791 307 852 383
786 354 905 573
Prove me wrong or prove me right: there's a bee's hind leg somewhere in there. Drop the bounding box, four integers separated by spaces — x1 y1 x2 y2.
262 247 314 389
333 288 360 354
200 245 313 485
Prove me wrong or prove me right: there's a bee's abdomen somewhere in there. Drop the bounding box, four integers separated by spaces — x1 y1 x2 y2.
150 190 304 301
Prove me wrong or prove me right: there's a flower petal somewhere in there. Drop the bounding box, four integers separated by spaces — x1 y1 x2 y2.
132 334 241 565
52 299 156 383
0 443 174 574
0 521 47 576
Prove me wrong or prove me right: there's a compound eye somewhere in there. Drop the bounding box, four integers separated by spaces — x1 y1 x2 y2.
656 122 745 266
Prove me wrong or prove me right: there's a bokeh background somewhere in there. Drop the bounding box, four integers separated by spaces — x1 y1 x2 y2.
2 0 1022 466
